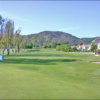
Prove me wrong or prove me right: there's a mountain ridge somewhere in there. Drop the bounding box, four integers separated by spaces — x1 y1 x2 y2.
23 31 99 46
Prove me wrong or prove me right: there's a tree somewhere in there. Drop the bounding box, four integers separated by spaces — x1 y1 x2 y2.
5 19 14 55
24 36 32 49
14 29 22 53
0 34 7 54
0 16 2 37
0 16 3 34
31 37 39 48
91 45 97 54
71 47 78 52
0 16 4 40
0 16 24 55
0 16 7 54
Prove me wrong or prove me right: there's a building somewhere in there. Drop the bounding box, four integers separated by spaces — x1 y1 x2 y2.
77 45 83 50
97 42 100 50
82 45 91 51
77 44 91 51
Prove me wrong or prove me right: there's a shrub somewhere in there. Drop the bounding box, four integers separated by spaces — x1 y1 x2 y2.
56 45 60 51
71 47 78 52
91 45 97 51
56 44 71 52
98 50 100 54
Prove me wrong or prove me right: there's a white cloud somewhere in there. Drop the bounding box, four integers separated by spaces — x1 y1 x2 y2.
0 10 31 23
58 27 80 31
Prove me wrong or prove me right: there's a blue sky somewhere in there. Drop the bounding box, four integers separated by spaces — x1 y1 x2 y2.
0 1 100 38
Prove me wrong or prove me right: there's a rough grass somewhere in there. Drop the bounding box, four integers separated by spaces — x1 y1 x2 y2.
0 49 100 99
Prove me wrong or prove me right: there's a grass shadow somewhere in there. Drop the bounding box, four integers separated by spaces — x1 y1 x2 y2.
27 49 40 52
1 58 77 65
5 53 68 57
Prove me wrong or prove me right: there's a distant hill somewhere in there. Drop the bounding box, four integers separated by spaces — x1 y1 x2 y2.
26 31 84 46
92 37 100 45
81 37 96 44
24 31 100 47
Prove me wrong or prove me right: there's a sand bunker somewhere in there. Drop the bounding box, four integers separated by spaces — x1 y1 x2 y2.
92 61 100 63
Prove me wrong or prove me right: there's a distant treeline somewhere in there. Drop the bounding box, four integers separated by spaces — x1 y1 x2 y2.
0 15 99 55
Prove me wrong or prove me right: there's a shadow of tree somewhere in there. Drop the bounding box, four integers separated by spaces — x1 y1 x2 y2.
27 49 40 52
2 58 77 65
4 49 69 57
6 53 68 57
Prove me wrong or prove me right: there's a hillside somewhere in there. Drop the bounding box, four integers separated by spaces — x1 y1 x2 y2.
92 37 100 45
26 31 84 46
81 37 96 44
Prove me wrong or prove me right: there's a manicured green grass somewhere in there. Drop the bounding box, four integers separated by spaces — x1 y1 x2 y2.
0 49 100 99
